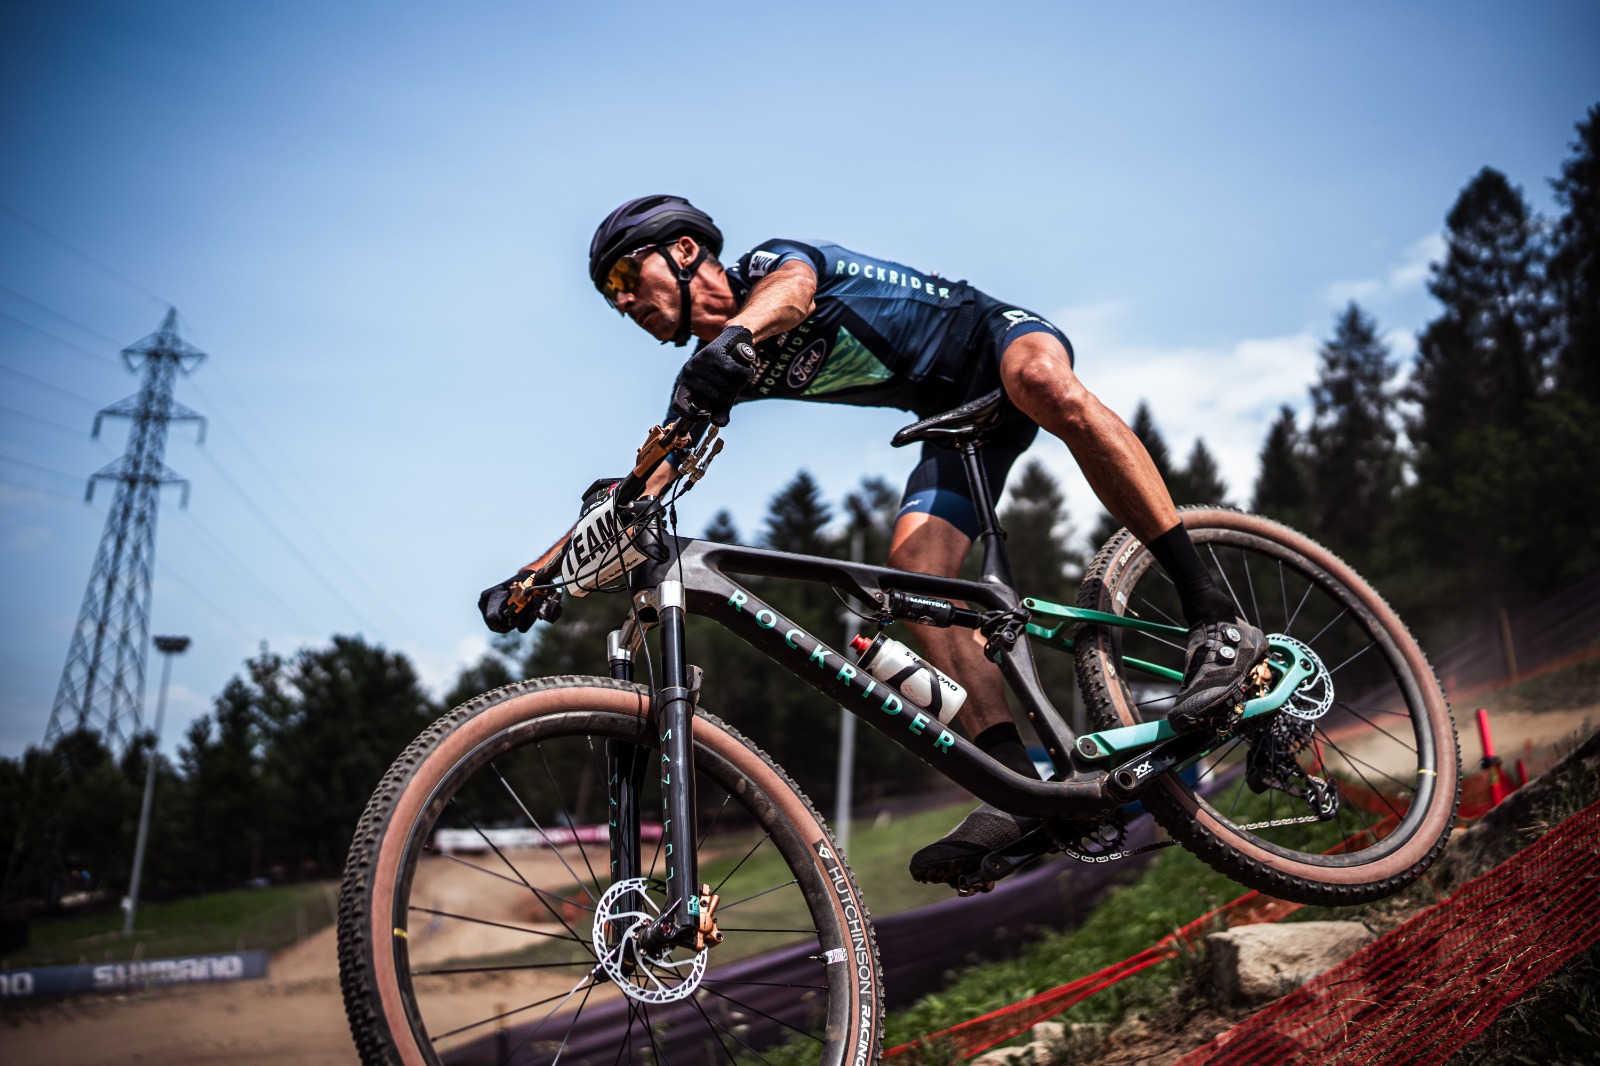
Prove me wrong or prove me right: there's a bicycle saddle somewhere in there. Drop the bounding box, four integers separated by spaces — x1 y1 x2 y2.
891 388 1008 448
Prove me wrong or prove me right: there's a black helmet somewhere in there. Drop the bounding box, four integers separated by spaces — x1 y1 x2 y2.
588 194 723 292
590 195 724 346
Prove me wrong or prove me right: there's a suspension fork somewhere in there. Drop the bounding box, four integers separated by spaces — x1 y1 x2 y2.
650 579 701 948
606 629 647 953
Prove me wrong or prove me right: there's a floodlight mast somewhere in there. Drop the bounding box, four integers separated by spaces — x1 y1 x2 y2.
122 634 191 937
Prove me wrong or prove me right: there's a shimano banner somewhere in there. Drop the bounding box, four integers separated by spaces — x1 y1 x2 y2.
0 950 269 999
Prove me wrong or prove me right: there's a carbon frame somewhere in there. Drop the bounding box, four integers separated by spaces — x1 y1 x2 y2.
633 536 1116 820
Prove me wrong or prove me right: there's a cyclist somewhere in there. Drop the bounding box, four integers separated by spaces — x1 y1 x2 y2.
479 194 1266 888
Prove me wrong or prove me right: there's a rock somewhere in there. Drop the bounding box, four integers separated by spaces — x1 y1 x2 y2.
1205 921 1375 1005
970 1047 1029 1066
1029 1021 1065 1045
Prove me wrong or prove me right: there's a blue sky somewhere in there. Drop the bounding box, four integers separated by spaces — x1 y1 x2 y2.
2 1 1597 758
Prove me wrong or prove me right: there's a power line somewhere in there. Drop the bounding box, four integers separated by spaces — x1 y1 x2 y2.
0 362 102 407
0 203 168 306
0 401 116 442
173 509 321 635
181 375 422 644
0 286 125 352
188 442 389 640
0 471 85 502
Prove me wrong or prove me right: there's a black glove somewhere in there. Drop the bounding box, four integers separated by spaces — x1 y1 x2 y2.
478 571 561 633
672 325 758 427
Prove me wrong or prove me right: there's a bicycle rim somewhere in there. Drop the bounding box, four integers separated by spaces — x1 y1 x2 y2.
339 679 881 1066
1076 509 1459 903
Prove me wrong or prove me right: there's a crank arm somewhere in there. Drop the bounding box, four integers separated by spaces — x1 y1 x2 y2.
956 825 1059 895
1102 731 1215 803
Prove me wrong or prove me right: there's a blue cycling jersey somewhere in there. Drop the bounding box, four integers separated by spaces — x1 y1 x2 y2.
665 239 981 421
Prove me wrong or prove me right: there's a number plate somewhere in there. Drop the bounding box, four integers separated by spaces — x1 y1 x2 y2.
559 493 647 596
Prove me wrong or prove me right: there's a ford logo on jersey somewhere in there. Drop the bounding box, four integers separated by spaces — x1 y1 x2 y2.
786 338 829 390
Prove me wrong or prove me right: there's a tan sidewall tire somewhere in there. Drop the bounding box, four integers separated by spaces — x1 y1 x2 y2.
338 677 881 1066
1075 509 1460 901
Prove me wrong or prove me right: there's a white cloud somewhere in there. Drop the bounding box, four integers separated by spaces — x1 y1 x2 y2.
1326 233 1444 308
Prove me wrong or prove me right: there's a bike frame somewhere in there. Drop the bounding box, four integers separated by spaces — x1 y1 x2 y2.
602 440 1302 948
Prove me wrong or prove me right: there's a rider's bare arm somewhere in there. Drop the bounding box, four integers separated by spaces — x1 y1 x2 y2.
727 259 817 342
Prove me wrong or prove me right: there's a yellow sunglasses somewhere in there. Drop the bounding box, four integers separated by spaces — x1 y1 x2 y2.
602 246 657 308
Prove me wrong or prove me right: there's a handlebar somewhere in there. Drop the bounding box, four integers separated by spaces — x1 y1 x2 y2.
515 414 714 598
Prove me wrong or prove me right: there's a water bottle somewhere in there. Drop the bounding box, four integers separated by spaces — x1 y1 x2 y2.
848 633 968 723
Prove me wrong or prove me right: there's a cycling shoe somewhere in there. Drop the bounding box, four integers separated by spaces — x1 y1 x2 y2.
1167 619 1267 734
909 804 1039 886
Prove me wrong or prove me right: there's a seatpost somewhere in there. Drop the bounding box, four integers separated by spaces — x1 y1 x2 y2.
652 580 701 946
959 442 1016 588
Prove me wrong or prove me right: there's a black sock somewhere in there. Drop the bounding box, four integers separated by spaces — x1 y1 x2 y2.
1147 523 1236 628
974 722 1039 780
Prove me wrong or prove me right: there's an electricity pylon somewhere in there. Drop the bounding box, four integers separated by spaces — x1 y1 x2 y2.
45 308 206 750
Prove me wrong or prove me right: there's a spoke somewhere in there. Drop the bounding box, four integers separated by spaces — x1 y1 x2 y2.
697 791 736 851
640 1002 674 1066
1335 697 1412 718
1134 591 1184 629
713 832 773 897
1278 560 1289 632
1207 544 1247 619
1194 737 1244 787
1286 578 1314 634
714 926 822 934
1317 735 1414 819
535 742 606 895
494 757 599 905
1243 547 1262 628
687 993 746 1065
409 906 590 945
412 959 597 977
452 801 597 941
424 845 540 891
521 977 597 1066
1329 705 1418 756
431 965 602 1042
1307 605 1351 648
698 983 826 1044
1327 641 1377 677
719 878 799 912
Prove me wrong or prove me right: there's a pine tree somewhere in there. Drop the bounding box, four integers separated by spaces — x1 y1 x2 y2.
1304 303 1400 562
1252 406 1309 528
1174 438 1228 506
1550 104 1600 405
703 509 740 543
1407 168 1553 460
762 470 835 556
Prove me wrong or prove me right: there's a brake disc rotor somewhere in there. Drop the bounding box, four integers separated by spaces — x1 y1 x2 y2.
1271 633 1334 721
591 877 707 1004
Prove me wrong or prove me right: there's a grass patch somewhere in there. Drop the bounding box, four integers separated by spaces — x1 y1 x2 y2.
2 881 339 969
882 833 1247 1049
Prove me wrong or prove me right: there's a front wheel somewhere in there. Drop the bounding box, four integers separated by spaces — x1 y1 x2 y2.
337 675 883 1065
1074 508 1460 906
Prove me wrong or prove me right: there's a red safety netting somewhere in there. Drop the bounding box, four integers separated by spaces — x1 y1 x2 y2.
1179 798 1600 1065
884 756 1537 1062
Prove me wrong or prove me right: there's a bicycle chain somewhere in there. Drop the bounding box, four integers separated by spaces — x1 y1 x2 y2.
1056 813 1324 864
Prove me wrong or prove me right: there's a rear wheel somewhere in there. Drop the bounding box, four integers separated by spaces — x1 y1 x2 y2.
1075 508 1460 905
338 676 882 1065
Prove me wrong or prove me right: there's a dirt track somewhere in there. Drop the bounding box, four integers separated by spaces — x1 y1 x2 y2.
4 847 605 1065
5 707 1593 1065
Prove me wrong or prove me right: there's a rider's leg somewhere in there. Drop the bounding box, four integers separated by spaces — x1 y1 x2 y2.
885 511 1034 777
998 331 1265 728
890 510 1047 886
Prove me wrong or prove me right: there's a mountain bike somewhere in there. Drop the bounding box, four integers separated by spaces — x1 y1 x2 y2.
337 390 1460 1065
